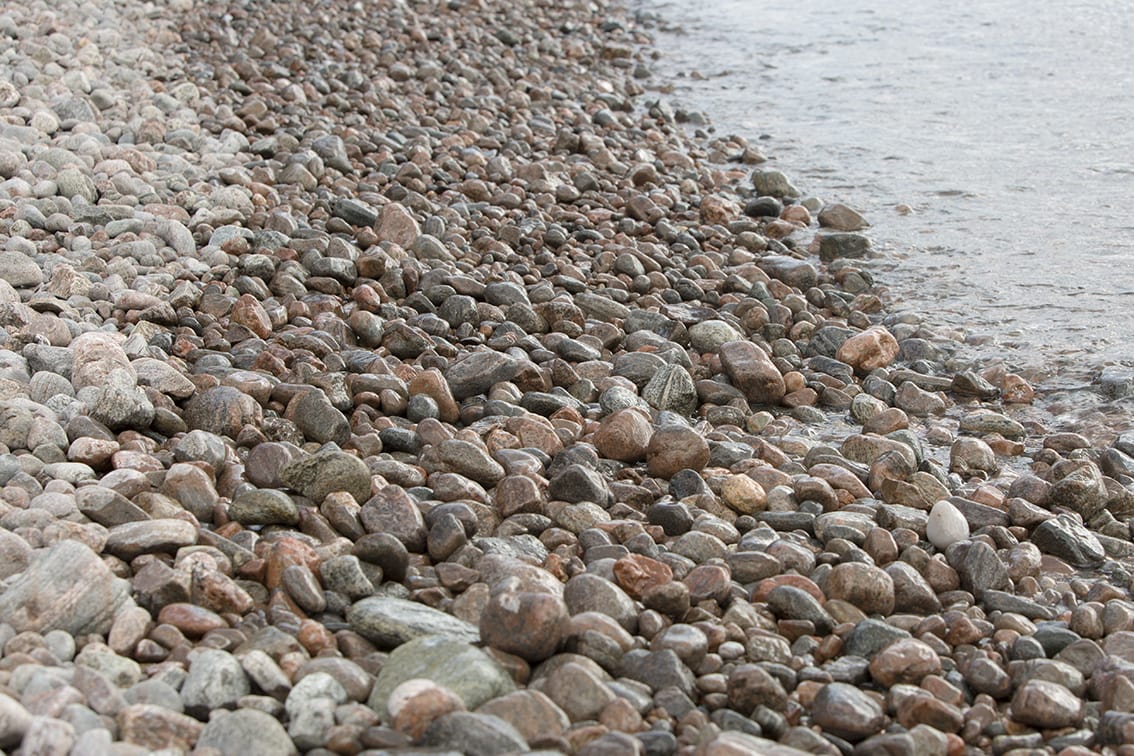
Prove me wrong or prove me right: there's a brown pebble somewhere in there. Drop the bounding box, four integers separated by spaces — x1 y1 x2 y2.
646 426 710 479
155 603 227 638
388 679 465 741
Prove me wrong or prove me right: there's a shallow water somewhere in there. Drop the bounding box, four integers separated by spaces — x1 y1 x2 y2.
640 0 1134 405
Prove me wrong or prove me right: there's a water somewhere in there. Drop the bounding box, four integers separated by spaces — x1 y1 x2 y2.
639 0 1134 401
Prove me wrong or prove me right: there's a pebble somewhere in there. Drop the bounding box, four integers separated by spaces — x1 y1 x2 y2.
0 540 133 636
825 562 895 616
594 408 653 462
419 711 529 755
476 690 570 744
869 638 942 686
810 682 885 742
719 341 787 405
926 499 969 550
279 450 371 504
1011 679 1083 729
388 679 466 740
1031 514 1106 567
197 709 297 755
836 327 899 374
479 588 568 662
348 597 480 647
369 636 515 717
646 425 710 479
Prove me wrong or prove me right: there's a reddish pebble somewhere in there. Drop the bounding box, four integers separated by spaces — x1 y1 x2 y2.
264 537 321 590
297 619 337 655
156 603 227 638
388 679 465 740
751 575 824 604
613 554 673 600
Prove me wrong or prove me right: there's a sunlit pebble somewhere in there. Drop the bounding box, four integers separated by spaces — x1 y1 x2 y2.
927 499 969 551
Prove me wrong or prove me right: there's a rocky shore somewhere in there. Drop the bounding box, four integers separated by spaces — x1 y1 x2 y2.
1 0 1133 754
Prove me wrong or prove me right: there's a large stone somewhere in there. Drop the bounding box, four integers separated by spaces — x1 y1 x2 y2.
437 439 505 486
869 638 942 686
538 660 615 722
1031 514 1105 568
0 540 133 635
594 408 652 463
564 572 639 633
818 203 869 231
836 327 899 375
948 540 1010 599
387 679 466 740
689 320 744 353
197 709 297 755
701 732 813 756
810 682 885 742
647 426 710 479
117 704 203 752
420 711 528 756
719 341 785 405
949 437 997 476
332 197 378 226
0 530 31 579
765 585 835 634
1049 461 1108 519
285 389 350 445
926 499 969 550
1011 679 1083 729
0 251 43 288
104 520 199 561
70 332 133 390
621 648 696 696
727 664 788 713
184 386 262 439
548 463 610 504
843 619 910 658
884 562 942 614
229 294 272 339
286 673 347 750
825 562 894 616
360 487 428 552
751 169 800 198
280 450 371 504
476 690 570 744
228 489 300 526
375 202 420 247
756 256 817 290
180 649 250 718
88 368 155 431
0 694 32 749
819 233 872 261
445 351 521 400
370 635 515 719
642 364 698 415
348 596 480 647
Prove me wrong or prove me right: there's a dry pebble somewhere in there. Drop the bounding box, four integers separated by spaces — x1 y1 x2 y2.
0 0 1131 752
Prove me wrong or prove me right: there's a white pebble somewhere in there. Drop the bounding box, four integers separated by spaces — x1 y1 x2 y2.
927 499 969 550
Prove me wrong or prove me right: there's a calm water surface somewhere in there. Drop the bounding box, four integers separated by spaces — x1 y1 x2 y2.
641 0 1134 403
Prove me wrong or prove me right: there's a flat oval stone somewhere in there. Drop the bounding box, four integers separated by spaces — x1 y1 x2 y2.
348 597 479 647
104 520 198 560
228 489 300 526
810 682 885 742
369 635 514 719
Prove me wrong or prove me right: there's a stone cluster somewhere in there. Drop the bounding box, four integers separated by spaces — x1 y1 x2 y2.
0 0 1133 754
